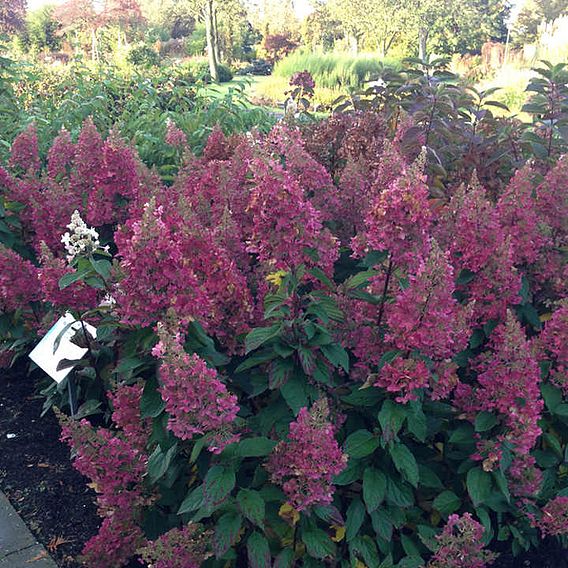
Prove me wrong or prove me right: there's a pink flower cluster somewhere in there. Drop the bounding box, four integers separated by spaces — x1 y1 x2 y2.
455 313 543 461
0 244 41 313
428 513 497 568
375 357 430 404
386 240 470 360
9 123 40 174
108 383 151 450
81 509 145 568
58 413 148 567
354 149 432 267
538 301 568 393
138 524 212 568
153 321 240 453
266 400 347 511
539 496 568 537
165 119 188 148
37 244 100 312
115 200 253 350
246 153 338 276
289 70 315 91
439 181 521 324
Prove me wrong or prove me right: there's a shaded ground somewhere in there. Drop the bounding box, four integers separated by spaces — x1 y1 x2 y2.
0 365 99 568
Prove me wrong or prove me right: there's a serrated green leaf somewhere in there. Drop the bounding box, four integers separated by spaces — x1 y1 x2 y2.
344 429 379 459
475 411 499 432
237 489 265 526
467 467 492 506
432 490 461 515
204 465 235 508
390 444 419 487
346 499 366 542
363 467 387 513
247 532 271 568
214 512 242 557
245 324 282 354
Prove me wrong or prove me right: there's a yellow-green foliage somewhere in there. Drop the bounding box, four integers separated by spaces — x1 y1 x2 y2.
250 75 344 110
273 50 400 89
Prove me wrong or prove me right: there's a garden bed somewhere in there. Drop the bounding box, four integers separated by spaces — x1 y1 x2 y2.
1 363 568 568
0 365 98 568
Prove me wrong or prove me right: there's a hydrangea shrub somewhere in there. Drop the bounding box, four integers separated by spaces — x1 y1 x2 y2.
0 101 567 568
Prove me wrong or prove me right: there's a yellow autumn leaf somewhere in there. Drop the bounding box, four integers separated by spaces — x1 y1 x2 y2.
266 270 288 287
355 561 367 568
279 502 300 526
330 524 346 542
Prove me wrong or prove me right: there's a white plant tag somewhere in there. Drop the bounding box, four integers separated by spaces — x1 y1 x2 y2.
29 313 97 383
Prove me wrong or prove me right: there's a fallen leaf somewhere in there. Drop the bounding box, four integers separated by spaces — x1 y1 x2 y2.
27 550 48 563
47 535 72 552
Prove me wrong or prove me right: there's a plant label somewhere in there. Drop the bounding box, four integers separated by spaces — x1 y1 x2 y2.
29 313 97 383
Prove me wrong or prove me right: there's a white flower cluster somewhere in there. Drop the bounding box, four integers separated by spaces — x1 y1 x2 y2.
61 210 104 262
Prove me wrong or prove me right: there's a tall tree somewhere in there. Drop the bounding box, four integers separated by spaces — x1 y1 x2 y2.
0 0 27 35
104 0 145 48
54 0 103 59
514 0 567 44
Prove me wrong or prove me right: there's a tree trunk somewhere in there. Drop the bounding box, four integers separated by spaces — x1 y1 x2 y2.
349 33 358 54
213 5 221 67
91 28 98 61
205 0 219 82
418 27 428 60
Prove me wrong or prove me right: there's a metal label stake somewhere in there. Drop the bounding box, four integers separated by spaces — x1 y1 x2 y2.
68 371 78 418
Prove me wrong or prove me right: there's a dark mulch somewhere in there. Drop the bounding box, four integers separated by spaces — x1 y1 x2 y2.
494 544 568 568
1 365 567 568
0 364 99 567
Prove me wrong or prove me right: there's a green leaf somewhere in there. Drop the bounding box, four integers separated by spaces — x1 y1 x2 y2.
140 376 165 418
346 499 366 542
432 490 461 515
92 258 112 280
386 476 414 507
245 324 282 354
308 267 335 289
228 437 277 458
390 444 419 487
237 489 265 526
407 403 427 442
344 269 380 289
203 465 235 508
363 467 387 513
493 470 511 503
302 528 336 559
341 386 382 406
178 485 203 515
349 535 380 566
344 429 379 459
74 399 102 419
475 411 499 432
274 548 295 568
280 374 309 415
456 268 476 285
321 343 349 372
147 443 178 484
213 512 242 557
467 467 492 506
371 508 393 542
379 400 407 438
553 403 568 418
448 423 475 445
58 268 89 290
247 532 271 568
541 383 562 412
